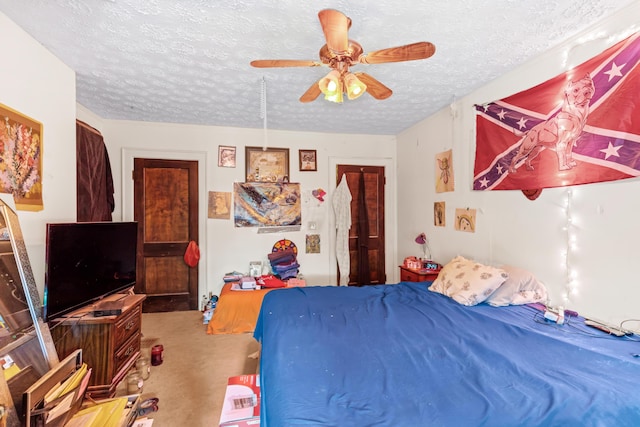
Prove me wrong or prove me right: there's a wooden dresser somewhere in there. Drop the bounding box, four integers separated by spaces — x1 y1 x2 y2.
399 266 440 283
50 294 146 398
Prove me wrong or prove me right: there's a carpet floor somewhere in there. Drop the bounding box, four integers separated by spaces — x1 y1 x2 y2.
115 310 260 426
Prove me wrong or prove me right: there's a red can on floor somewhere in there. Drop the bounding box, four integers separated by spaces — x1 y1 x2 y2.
151 344 164 366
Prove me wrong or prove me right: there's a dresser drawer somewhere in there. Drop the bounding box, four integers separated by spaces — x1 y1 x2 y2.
400 268 419 282
114 330 141 375
399 266 439 283
114 304 141 348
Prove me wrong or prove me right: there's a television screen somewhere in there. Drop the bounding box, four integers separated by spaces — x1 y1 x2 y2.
44 221 137 321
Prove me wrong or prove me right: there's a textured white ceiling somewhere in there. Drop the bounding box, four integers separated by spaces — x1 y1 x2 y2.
0 0 636 135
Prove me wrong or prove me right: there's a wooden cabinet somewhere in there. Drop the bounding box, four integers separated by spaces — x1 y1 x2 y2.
399 266 439 283
50 294 145 398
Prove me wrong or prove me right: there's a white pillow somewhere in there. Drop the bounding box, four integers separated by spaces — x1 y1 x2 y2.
486 265 548 307
429 256 507 306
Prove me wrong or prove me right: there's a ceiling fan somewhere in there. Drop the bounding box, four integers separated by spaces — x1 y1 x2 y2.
250 9 436 103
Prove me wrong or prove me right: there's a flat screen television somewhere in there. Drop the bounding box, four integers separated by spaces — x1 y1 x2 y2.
44 221 138 322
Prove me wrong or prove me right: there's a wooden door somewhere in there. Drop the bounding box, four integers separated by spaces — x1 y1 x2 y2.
336 165 386 285
133 158 198 312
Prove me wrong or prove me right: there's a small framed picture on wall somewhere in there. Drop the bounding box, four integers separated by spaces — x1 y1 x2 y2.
218 145 236 168
299 149 317 172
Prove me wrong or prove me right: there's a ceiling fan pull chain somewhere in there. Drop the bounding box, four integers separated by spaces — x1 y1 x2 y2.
261 76 268 149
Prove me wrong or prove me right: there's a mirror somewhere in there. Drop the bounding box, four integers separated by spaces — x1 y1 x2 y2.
0 197 57 426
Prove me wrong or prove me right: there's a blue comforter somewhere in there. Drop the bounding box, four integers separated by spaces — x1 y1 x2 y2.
254 282 640 426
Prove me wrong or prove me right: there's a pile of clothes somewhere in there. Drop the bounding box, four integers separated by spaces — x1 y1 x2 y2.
267 248 299 281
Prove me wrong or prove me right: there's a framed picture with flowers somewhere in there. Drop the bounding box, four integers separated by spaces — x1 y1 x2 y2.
0 103 43 211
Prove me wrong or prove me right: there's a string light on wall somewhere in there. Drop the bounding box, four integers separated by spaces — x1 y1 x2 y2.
562 188 579 304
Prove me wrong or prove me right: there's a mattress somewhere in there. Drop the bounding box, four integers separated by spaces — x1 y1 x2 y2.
254 282 640 426
207 283 276 334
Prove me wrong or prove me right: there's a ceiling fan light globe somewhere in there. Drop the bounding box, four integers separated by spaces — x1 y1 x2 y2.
324 90 343 103
318 70 341 97
344 73 367 100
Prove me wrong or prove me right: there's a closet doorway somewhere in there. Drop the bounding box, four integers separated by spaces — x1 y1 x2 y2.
336 165 386 286
133 158 199 312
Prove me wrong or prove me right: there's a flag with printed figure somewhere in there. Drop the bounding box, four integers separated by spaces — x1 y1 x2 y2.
474 32 640 191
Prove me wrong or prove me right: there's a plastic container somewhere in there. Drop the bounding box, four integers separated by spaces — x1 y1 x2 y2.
151 344 164 366
136 357 151 380
126 370 143 394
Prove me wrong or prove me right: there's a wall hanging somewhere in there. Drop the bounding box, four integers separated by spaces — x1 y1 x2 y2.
434 201 445 227
208 191 231 219
474 31 640 191
435 149 454 193
0 104 43 211
454 208 476 233
234 182 301 227
218 145 236 168
245 146 290 183
299 150 317 171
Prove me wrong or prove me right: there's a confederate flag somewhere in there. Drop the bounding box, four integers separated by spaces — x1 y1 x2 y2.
474 31 640 191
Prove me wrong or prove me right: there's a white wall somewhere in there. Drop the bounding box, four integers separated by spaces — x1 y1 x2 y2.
397 2 640 325
99 120 397 297
0 12 76 297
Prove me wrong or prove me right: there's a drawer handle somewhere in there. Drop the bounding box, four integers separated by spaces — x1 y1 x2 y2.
125 346 134 357
125 320 135 330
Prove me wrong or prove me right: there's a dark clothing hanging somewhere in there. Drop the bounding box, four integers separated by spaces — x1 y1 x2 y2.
76 120 115 222
356 170 370 285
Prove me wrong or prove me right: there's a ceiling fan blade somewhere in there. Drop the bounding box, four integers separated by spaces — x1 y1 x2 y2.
359 42 436 64
299 80 322 103
318 9 350 53
354 72 393 100
250 59 322 68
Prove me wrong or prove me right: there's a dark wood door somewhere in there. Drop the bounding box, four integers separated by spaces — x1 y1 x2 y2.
336 165 386 285
133 158 198 312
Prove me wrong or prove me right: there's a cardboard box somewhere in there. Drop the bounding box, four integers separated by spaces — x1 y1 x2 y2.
240 277 256 290
219 418 260 427
219 374 260 427
23 350 87 427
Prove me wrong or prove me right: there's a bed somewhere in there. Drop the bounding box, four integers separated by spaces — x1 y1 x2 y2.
254 281 640 426
207 283 277 334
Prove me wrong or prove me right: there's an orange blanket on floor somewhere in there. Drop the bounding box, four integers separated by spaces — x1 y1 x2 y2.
207 283 275 334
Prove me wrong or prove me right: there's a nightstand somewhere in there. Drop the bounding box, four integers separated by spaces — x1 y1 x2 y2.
399 265 439 282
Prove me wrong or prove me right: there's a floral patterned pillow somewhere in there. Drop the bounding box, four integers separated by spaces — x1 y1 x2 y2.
429 256 508 306
485 265 548 307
